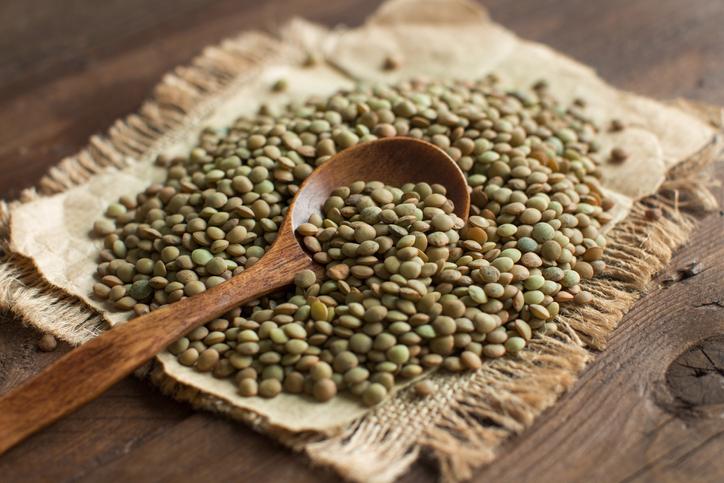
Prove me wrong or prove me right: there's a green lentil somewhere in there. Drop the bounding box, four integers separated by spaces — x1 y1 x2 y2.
362 383 387 406
92 78 612 407
294 269 317 289
505 337 526 354
313 379 337 402
196 349 220 372
258 379 282 398
239 378 258 397
414 380 436 396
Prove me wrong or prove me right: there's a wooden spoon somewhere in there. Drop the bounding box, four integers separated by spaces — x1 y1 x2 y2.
0 137 470 454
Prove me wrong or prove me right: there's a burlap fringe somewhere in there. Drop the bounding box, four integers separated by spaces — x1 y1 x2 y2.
0 19 721 483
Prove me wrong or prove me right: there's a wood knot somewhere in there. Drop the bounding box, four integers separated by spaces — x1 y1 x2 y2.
665 335 724 408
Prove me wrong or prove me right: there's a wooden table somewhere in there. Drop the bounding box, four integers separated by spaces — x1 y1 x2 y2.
1 1 722 481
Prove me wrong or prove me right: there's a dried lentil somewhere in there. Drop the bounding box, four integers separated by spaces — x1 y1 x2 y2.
91 77 612 406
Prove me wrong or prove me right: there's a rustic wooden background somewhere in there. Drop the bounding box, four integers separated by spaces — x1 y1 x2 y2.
1 0 722 481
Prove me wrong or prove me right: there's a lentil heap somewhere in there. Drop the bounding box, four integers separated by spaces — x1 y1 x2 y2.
91 77 612 405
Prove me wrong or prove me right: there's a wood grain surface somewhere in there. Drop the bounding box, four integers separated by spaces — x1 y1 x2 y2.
0 0 722 482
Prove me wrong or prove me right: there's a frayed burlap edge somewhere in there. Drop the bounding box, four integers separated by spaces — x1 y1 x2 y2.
0 203 106 343
0 21 721 483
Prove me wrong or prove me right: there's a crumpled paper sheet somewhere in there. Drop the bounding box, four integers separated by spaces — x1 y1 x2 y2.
7 0 715 433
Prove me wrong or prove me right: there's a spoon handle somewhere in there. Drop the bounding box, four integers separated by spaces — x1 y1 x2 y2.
0 239 314 455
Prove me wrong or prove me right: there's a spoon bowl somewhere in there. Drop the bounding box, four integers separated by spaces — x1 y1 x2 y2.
289 137 469 231
0 137 471 454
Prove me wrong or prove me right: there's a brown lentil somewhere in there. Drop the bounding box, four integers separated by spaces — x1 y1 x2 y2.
91 77 612 407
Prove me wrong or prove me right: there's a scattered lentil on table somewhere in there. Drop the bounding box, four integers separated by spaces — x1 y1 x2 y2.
609 146 629 164
91 76 612 405
37 334 58 352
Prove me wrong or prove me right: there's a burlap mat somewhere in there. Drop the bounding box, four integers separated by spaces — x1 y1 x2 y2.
0 0 721 481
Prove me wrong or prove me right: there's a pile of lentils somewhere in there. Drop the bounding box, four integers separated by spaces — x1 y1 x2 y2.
91 76 613 405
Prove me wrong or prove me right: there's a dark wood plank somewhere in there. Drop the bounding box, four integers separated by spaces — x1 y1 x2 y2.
484 0 724 104
0 0 385 199
0 0 722 482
